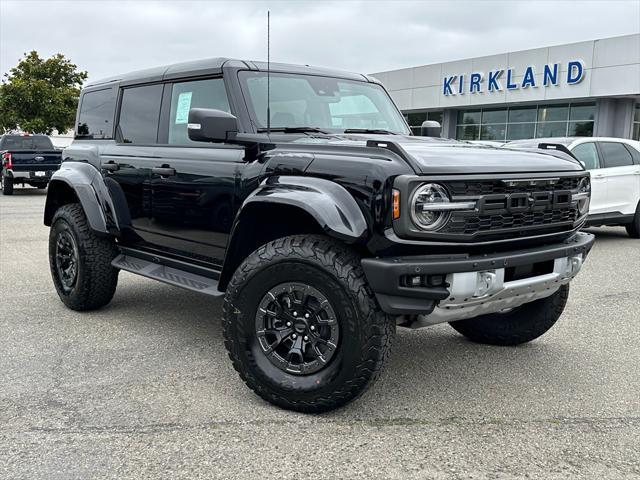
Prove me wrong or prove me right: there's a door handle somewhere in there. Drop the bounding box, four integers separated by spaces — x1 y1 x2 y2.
592 174 605 179
152 166 176 176
102 161 119 172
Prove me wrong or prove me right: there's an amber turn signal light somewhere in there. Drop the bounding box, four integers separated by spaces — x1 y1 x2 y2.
392 189 400 219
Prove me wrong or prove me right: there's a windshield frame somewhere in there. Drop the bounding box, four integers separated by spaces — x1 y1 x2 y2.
237 70 411 135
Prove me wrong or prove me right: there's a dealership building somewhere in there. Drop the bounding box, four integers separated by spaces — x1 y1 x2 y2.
372 34 640 141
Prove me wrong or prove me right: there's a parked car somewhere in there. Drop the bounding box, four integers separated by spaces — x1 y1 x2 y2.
44 58 594 412
0 134 62 195
505 137 640 237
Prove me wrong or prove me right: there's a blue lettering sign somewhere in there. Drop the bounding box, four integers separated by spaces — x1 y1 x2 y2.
543 63 558 86
521 66 536 88
443 75 456 95
470 73 482 93
488 70 503 91
567 60 585 84
458 74 465 94
506 69 518 90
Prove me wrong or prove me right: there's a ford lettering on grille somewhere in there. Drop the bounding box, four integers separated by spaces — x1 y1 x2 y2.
477 190 571 215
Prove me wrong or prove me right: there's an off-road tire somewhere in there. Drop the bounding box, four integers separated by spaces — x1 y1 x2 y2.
625 202 640 238
449 285 569 346
1 176 13 195
49 203 119 311
222 235 395 413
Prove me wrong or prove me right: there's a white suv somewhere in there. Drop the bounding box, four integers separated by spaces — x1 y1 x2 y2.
506 137 640 238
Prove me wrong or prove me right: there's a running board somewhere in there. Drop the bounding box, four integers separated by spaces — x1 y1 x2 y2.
112 254 223 296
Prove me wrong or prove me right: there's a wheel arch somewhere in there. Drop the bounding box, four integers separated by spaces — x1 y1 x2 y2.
219 176 369 291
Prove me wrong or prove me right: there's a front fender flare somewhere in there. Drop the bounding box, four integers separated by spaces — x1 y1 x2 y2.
241 176 368 242
44 162 119 234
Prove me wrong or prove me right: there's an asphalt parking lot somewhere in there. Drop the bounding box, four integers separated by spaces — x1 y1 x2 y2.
1 187 639 480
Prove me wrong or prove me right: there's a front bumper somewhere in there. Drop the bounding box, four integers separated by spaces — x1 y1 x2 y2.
361 232 595 323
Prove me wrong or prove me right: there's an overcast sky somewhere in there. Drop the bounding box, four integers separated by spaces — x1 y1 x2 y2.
1 0 639 82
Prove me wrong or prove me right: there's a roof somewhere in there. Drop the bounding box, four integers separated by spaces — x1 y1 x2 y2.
505 137 577 147
85 57 368 88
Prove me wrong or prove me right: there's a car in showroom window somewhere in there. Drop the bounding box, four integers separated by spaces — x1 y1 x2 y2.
506 136 640 237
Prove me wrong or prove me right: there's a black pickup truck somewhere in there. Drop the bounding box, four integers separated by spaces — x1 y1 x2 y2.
1 134 62 194
44 58 594 412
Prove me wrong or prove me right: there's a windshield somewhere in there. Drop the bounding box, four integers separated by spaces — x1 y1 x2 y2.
238 71 410 135
0 135 54 150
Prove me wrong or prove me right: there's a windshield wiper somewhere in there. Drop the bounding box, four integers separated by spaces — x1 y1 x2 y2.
342 128 398 135
257 126 330 134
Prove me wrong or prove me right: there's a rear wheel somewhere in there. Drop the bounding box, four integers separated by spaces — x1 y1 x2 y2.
49 203 119 311
1 175 13 195
223 235 395 413
625 202 640 238
449 285 569 346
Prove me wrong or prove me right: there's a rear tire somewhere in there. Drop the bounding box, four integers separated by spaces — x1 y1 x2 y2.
1 176 13 195
49 203 119 311
625 202 640 238
449 285 569 346
223 235 395 413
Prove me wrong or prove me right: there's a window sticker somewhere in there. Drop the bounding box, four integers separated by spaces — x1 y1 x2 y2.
175 91 193 124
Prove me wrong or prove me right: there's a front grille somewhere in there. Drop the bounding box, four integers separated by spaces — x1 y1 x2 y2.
437 175 587 240
446 177 581 197
446 206 579 235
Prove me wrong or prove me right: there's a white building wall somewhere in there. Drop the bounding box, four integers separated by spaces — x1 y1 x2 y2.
372 34 640 112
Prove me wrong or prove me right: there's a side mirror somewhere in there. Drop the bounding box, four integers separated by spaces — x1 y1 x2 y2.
420 120 441 137
187 108 239 143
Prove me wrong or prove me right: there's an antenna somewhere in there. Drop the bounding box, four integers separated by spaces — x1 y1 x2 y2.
266 10 271 135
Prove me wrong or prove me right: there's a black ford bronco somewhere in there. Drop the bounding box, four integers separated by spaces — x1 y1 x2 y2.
45 58 594 412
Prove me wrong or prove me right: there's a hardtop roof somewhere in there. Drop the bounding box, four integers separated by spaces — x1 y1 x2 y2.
85 57 369 88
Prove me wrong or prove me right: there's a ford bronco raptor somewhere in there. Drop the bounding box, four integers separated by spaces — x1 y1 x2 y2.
45 58 594 412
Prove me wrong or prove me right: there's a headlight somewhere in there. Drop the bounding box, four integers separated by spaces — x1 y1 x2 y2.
410 183 451 230
575 176 591 216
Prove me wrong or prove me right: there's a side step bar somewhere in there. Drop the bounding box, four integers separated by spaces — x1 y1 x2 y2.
112 253 223 297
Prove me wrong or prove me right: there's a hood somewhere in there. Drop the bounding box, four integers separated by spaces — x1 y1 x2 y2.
285 134 584 175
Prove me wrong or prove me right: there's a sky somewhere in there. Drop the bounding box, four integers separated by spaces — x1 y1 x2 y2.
1 0 639 82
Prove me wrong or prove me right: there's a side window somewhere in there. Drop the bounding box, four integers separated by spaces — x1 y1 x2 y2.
168 78 230 145
76 88 116 139
570 142 599 170
623 144 640 165
117 84 163 144
599 142 634 168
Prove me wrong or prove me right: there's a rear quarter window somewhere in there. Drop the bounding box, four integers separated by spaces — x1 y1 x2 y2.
76 88 117 139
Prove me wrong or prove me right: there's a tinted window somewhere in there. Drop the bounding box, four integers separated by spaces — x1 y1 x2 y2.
623 144 640 164
77 88 116 139
117 84 163 144
599 142 634 168
168 78 230 145
571 142 599 170
0 135 54 150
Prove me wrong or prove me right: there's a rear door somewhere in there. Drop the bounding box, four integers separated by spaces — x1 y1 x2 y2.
99 84 164 246
570 141 606 214
596 141 640 216
145 76 243 266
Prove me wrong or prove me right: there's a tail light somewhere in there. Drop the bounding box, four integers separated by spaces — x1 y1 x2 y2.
2 152 12 169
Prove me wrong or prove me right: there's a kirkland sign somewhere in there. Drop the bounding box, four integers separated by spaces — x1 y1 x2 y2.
443 60 585 96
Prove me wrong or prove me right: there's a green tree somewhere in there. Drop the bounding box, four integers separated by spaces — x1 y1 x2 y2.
0 51 87 134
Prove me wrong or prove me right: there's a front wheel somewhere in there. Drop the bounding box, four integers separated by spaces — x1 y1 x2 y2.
223 235 395 413
49 203 119 311
449 285 569 346
626 202 640 238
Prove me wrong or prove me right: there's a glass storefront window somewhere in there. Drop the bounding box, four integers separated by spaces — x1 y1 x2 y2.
569 104 595 121
458 110 481 125
508 107 537 123
536 122 567 138
405 111 443 135
451 103 595 141
633 104 640 140
481 109 507 124
506 123 536 140
456 124 480 140
480 124 507 141
538 104 569 122
568 121 594 137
